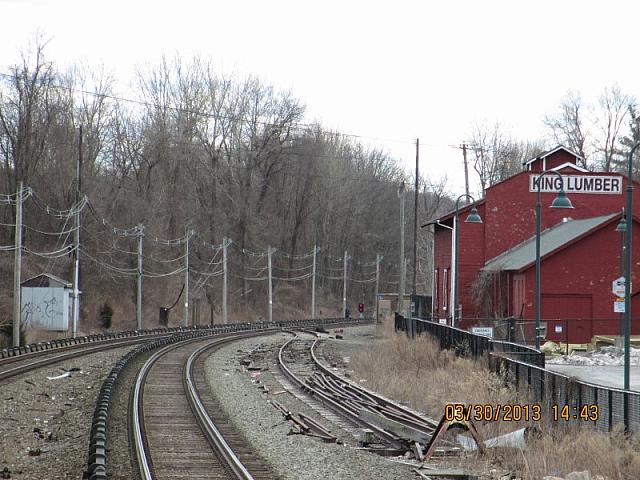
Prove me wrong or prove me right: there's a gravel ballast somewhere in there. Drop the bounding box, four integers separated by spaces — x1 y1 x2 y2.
0 346 135 479
204 326 416 480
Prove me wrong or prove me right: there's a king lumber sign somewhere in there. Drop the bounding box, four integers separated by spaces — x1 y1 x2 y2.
529 175 622 194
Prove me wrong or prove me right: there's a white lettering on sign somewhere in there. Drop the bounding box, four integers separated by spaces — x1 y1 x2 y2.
471 326 494 338
529 175 622 194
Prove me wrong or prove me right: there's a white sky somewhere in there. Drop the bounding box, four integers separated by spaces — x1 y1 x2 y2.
2 0 640 196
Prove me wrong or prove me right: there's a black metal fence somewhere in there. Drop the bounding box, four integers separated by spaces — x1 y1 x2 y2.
395 314 640 433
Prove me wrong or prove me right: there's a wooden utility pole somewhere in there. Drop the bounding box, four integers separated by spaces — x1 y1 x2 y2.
12 182 23 347
184 231 190 326
398 181 406 315
342 251 348 318
311 245 317 319
136 224 144 330
462 143 470 201
72 126 82 338
268 246 273 323
375 254 381 323
222 237 228 324
413 138 419 294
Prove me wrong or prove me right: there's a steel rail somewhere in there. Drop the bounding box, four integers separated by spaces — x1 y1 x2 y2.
0 334 171 382
184 341 255 480
309 338 440 434
277 333 405 449
132 331 274 480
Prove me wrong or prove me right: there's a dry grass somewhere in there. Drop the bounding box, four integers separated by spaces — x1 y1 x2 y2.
349 324 640 479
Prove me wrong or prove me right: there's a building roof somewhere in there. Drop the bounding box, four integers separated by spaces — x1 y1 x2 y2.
21 273 72 288
482 213 618 272
523 145 585 166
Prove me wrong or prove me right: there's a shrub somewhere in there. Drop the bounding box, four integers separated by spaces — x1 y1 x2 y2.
99 302 114 329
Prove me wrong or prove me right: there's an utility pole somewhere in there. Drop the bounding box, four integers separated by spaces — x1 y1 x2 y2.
311 245 317 319
184 231 190 326
12 181 23 347
136 224 144 330
375 254 381 323
413 138 419 295
222 237 228 324
72 126 83 338
268 246 273 323
398 181 406 315
462 143 470 201
342 251 348 318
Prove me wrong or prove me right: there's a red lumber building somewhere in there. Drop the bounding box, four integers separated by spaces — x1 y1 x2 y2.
430 146 640 344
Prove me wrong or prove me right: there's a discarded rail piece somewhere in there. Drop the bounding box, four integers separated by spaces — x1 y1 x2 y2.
278 332 460 460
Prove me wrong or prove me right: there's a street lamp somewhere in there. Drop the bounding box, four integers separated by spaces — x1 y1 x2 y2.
623 142 640 400
452 194 482 327
534 170 574 350
398 181 406 316
616 209 626 343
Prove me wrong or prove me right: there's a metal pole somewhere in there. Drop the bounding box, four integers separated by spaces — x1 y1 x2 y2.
268 246 273 323
343 250 348 318
534 169 571 350
535 191 542 350
452 194 480 328
375 254 381 322
311 245 317 319
12 181 23 347
136 225 144 330
453 210 459 327
184 231 190 326
462 143 470 200
222 237 228 324
624 142 640 396
72 126 82 338
413 138 419 294
398 182 406 315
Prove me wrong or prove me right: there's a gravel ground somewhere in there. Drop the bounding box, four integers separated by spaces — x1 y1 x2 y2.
204 326 419 480
0 346 135 479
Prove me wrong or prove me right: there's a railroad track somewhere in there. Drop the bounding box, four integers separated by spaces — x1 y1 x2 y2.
277 331 458 457
131 331 275 480
0 331 174 383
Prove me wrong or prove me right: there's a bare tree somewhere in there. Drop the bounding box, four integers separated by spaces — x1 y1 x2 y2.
594 85 635 172
0 40 55 196
467 122 541 195
544 91 590 167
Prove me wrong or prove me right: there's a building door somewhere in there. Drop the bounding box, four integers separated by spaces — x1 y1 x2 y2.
541 294 593 344
512 274 526 318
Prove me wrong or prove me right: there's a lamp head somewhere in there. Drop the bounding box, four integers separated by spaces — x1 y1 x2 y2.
465 207 483 224
550 190 573 209
397 180 406 198
616 215 628 232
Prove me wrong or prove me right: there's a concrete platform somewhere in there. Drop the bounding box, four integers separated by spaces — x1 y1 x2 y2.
546 364 640 391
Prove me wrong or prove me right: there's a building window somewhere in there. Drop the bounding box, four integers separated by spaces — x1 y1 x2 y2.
433 268 439 312
443 268 449 311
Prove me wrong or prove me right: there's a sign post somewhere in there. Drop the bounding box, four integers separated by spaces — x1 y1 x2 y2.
613 276 626 313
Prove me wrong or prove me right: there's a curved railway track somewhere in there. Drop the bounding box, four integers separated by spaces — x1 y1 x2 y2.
277 332 458 457
131 331 275 480
0 332 174 383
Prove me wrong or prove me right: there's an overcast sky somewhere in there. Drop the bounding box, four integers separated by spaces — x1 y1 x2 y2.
2 0 640 196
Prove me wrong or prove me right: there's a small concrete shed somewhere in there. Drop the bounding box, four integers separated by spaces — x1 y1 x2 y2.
21 274 74 331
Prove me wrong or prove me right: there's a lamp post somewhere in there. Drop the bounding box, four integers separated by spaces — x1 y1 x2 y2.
534 170 574 350
453 194 482 327
616 209 626 339
623 142 640 397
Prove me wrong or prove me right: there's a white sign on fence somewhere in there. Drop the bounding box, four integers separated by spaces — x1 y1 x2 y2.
471 326 494 338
